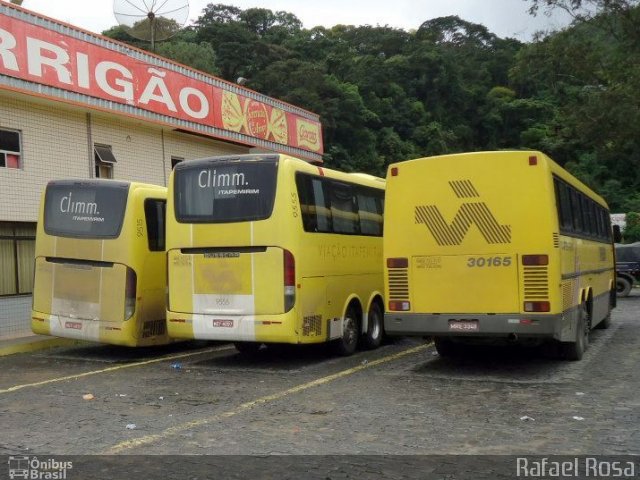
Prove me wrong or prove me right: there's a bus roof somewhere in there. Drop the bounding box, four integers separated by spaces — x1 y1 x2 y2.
175 153 385 189
47 179 166 194
389 150 608 208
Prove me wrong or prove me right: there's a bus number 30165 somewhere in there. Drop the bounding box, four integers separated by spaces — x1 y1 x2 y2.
467 256 512 267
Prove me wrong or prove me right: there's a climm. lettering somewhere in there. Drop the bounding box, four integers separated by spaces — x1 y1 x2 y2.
198 170 247 188
59 192 99 215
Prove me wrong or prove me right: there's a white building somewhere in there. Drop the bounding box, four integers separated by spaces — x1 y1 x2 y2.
0 2 323 338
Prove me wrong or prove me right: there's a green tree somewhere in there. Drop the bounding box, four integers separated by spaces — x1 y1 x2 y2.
155 41 219 74
100 1 640 204
623 212 640 243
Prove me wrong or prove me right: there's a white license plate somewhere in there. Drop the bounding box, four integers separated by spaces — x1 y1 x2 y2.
448 320 478 332
212 319 233 328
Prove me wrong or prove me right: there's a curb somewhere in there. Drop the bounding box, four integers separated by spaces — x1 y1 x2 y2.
0 336 86 357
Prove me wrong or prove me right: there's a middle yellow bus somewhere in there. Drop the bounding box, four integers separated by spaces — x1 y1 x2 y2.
166 154 386 355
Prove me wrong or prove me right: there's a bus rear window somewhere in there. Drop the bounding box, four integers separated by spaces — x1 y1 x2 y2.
174 160 277 223
44 182 129 238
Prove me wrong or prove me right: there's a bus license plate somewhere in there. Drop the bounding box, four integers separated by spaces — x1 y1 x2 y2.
448 320 478 332
212 319 233 328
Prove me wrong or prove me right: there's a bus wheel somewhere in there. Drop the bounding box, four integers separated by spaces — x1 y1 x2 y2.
334 307 359 356
362 302 384 350
616 277 632 297
234 341 262 355
434 337 457 357
560 303 589 361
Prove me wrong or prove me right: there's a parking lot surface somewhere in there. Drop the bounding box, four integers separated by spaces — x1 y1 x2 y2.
1 293 639 456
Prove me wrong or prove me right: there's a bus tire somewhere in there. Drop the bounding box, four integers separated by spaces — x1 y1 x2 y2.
234 341 262 355
434 337 457 357
334 306 359 356
362 302 384 350
560 303 589 361
616 276 632 297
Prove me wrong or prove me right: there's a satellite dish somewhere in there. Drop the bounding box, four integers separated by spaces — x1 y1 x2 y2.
113 0 189 50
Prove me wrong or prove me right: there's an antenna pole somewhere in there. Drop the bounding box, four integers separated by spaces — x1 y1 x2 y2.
150 14 156 51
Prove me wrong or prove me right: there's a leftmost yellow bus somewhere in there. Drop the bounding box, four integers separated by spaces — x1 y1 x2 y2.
31 180 170 346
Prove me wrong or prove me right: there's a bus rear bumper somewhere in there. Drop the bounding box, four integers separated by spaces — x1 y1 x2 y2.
384 312 574 342
167 311 299 344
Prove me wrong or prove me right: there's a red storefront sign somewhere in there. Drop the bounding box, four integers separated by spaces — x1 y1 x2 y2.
0 11 323 156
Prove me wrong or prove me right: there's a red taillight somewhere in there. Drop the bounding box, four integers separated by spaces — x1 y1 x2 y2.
529 155 538 166
522 254 548 266
389 301 410 311
387 257 408 268
524 301 550 312
124 267 137 320
283 249 295 312
391 167 399 176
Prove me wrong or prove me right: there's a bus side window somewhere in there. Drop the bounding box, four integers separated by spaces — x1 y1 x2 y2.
329 181 358 234
554 178 573 234
588 200 597 237
312 179 332 233
595 204 604 239
582 197 593 237
295 174 331 233
569 188 583 233
357 187 383 236
144 199 166 251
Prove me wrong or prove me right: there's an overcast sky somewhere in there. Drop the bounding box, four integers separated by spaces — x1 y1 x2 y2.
19 0 573 41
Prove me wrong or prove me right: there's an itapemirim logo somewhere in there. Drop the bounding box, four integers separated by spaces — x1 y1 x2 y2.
8 456 72 480
415 179 511 246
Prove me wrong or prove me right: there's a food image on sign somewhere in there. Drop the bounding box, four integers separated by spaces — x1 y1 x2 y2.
221 91 245 132
268 108 288 145
218 89 321 152
245 100 269 139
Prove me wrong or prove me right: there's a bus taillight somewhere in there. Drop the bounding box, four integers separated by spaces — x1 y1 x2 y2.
389 301 410 311
124 267 137 320
387 257 408 268
524 301 550 312
283 249 295 312
522 254 548 266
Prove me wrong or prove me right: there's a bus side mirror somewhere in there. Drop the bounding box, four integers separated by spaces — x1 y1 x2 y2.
613 224 622 243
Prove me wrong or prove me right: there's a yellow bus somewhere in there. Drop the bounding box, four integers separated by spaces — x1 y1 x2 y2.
32 180 170 347
166 154 385 355
384 151 617 360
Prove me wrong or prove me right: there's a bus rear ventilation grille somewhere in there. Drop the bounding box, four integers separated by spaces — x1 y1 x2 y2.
388 268 409 301
142 319 167 338
523 265 549 300
302 314 322 336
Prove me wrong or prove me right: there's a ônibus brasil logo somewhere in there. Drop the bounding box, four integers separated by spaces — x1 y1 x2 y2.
8 456 72 479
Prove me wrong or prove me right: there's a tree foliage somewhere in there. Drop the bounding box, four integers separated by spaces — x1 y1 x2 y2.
102 2 640 210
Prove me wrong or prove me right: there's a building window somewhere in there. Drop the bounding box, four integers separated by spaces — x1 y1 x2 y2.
94 144 116 179
0 222 36 296
0 128 22 169
171 156 184 169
